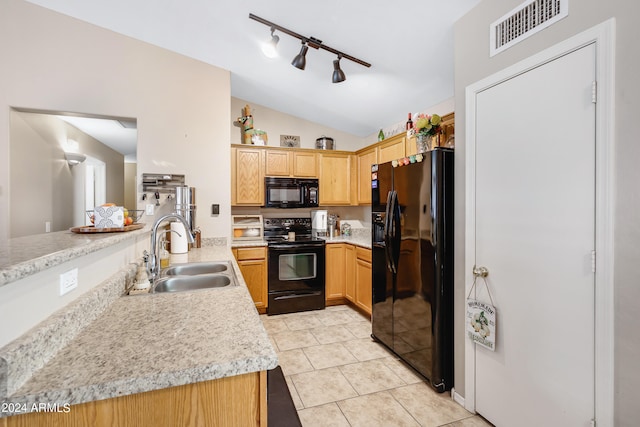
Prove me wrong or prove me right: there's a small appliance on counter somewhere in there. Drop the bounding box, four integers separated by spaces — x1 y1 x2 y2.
232 215 264 241
311 209 328 237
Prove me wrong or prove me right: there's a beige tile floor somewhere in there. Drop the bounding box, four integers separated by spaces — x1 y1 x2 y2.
261 305 493 427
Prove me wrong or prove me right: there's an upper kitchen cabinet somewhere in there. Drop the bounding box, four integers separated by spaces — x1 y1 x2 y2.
231 146 264 206
264 149 290 176
377 134 406 164
318 152 354 205
264 148 318 178
356 146 377 205
292 151 318 177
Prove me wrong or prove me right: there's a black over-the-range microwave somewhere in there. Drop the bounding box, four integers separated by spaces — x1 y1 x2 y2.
265 177 319 208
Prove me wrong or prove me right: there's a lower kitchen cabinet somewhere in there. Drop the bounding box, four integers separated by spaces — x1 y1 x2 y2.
355 246 372 315
344 244 356 303
325 243 347 305
233 246 268 313
325 243 371 316
3 371 268 427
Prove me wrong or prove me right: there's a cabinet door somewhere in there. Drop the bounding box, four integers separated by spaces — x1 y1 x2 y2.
325 243 346 303
233 147 264 205
406 135 417 157
345 244 356 303
319 153 352 205
237 260 267 310
292 151 318 177
357 148 377 205
265 150 291 176
234 247 268 311
377 136 406 164
355 258 372 315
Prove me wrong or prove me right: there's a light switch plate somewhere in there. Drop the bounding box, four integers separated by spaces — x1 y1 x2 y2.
145 204 154 215
59 268 78 296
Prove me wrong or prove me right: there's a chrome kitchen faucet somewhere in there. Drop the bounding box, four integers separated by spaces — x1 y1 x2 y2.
147 213 195 282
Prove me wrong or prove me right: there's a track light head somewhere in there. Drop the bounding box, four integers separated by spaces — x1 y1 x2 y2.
332 57 346 83
261 28 279 58
292 44 308 70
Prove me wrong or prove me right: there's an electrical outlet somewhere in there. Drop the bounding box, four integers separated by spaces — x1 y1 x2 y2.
145 204 154 215
59 268 78 296
45 221 51 233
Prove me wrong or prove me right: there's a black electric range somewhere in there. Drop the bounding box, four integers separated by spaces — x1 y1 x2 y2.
263 217 326 315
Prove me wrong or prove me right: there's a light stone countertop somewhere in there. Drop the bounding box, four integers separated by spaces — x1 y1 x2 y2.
0 246 278 417
322 234 371 249
0 226 150 287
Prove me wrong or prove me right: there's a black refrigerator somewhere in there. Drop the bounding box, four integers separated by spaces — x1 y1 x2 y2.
371 148 454 392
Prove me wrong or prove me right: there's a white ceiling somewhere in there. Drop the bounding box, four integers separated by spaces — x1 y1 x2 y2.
25 0 480 137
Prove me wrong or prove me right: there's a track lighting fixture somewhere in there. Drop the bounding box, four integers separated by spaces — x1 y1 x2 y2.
249 13 371 83
261 27 279 58
291 43 308 70
332 56 346 83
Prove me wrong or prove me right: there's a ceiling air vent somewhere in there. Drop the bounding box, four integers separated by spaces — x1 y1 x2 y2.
490 0 568 57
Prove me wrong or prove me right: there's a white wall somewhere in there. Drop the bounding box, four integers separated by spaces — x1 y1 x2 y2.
0 0 232 347
10 111 126 237
231 97 365 151
454 1 640 424
0 0 231 243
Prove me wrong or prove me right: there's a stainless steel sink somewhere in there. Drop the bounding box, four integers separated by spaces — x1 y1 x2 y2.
162 261 229 276
152 274 232 293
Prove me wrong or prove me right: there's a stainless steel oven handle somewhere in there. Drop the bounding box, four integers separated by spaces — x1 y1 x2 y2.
273 291 323 300
268 244 323 249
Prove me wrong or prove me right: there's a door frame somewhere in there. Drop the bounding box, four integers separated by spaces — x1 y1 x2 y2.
464 19 615 426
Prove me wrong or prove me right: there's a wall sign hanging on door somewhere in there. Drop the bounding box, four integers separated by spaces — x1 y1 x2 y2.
466 266 497 351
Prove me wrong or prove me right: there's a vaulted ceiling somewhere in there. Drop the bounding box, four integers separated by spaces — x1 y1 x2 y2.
25 0 480 137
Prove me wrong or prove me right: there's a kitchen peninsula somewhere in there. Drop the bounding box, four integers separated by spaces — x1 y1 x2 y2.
0 231 277 427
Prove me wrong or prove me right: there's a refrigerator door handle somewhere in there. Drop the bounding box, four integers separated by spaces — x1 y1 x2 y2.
383 191 394 272
389 190 401 274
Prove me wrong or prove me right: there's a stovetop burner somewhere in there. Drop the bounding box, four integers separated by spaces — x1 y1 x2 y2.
263 217 325 246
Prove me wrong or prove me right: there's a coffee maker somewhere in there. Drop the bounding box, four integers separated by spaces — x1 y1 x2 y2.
311 209 328 238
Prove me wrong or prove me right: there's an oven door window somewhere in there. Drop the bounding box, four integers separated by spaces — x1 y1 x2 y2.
278 253 317 281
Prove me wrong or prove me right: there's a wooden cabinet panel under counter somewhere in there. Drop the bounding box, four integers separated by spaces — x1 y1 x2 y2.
233 246 268 313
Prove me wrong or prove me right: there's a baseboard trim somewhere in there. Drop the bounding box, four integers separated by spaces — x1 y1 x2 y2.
451 388 466 408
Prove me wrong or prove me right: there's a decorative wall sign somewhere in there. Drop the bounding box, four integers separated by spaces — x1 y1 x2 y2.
466 299 496 351
280 135 300 147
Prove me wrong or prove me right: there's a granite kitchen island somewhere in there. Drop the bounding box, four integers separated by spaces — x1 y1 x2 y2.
0 244 277 427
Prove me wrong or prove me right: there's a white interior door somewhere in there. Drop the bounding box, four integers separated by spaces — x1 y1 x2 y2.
472 44 596 426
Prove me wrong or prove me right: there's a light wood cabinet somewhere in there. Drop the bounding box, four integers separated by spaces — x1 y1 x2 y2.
345 244 356 303
4 371 267 427
377 134 406 164
231 114 452 207
356 147 377 205
233 247 268 313
319 152 352 205
292 151 318 177
325 243 346 305
231 147 264 206
264 149 318 178
265 149 291 176
355 247 372 315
